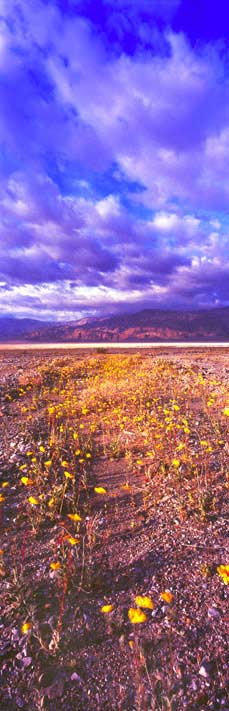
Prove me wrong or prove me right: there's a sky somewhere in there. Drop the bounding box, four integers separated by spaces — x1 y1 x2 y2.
1 0 229 321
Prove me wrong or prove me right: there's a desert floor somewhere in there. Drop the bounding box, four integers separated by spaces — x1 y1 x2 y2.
0 347 228 710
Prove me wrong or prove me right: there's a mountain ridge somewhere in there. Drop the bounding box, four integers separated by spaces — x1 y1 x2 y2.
0 307 229 342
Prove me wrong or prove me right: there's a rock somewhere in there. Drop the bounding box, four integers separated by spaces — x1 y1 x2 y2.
208 607 220 618
70 672 84 684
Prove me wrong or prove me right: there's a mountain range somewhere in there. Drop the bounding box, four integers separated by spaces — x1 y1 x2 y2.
0 308 229 342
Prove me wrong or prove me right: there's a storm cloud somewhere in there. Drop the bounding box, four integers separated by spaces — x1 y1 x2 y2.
0 0 229 319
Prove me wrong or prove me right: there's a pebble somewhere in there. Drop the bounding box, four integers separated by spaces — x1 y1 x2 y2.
208 606 221 618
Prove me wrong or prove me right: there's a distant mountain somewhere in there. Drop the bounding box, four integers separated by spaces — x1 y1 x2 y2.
0 317 52 341
1 308 229 342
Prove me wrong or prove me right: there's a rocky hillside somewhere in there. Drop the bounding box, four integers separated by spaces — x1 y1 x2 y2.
1 308 229 342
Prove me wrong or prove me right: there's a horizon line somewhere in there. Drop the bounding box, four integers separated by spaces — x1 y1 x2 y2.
0 341 229 350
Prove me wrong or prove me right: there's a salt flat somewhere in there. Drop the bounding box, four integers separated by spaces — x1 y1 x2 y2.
0 341 228 350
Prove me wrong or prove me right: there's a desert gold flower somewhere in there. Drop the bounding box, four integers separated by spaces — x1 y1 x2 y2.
67 513 82 522
223 407 229 416
94 486 107 494
160 590 174 603
172 459 180 468
48 498 55 507
44 460 52 467
39 445 45 452
2 482 9 488
135 595 154 609
128 608 147 624
50 561 61 570
21 622 32 634
48 406 55 415
21 476 33 485
64 535 79 545
28 496 39 505
0 494 5 502
64 471 74 479
101 604 113 613
217 564 229 584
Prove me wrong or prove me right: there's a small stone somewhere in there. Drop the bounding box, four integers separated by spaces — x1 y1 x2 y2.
208 607 220 618
70 672 83 684
199 665 208 678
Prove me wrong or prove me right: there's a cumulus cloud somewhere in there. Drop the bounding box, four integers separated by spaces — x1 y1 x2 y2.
0 0 229 318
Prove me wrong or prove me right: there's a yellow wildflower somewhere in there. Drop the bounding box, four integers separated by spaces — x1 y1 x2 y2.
128 608 147 624
67 513 82 522
50 561 61 570
94 487 107 494
2 482 9 488
172 459 180 468
21 622 32 634
223 407 229 416
48 406 55 415
64 536 79 545
160 590 174 603
0 494 5 503
21 477 33 485
64 471 74 479
101 604 113 613
28 496 39 506
135 595 154 609
217 565 229 585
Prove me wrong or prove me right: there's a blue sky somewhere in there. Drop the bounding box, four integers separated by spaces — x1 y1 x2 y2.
0 0 229 320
